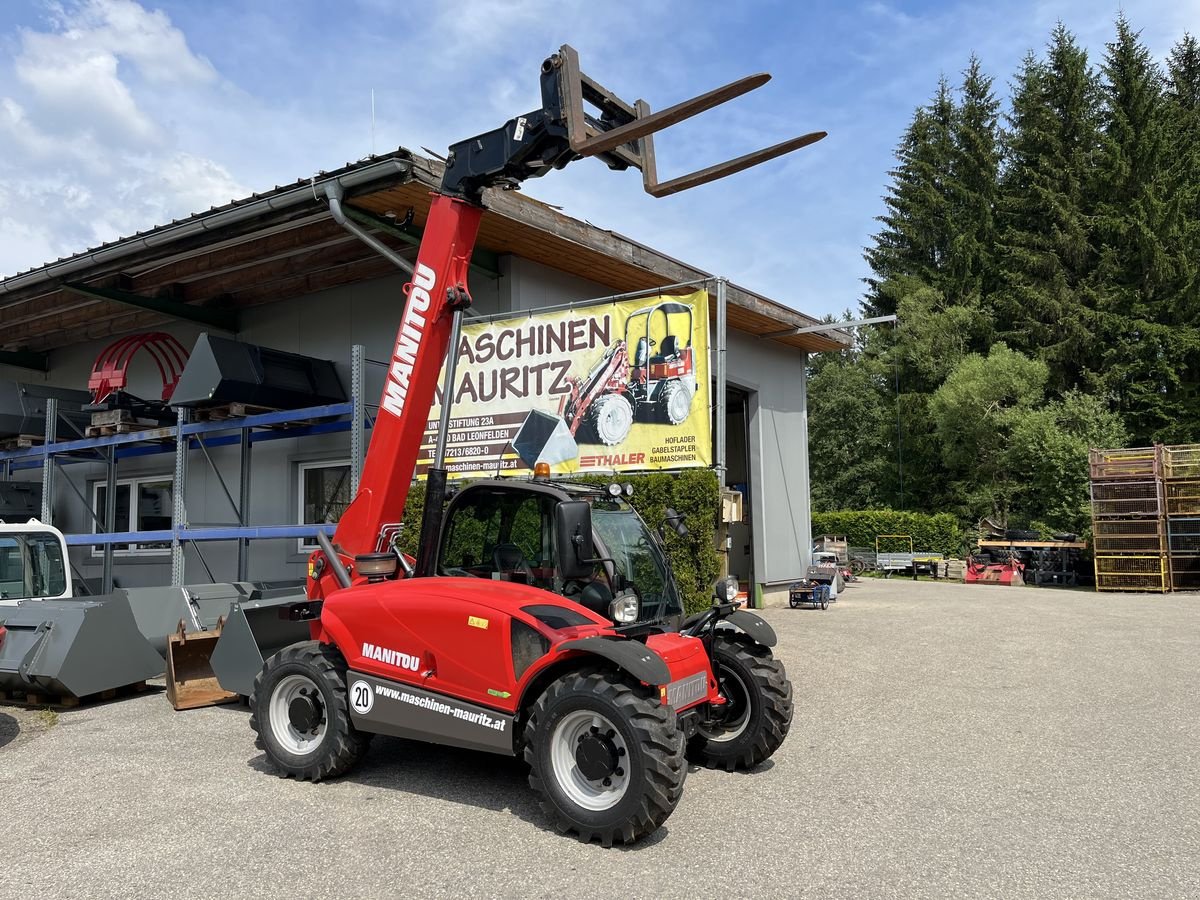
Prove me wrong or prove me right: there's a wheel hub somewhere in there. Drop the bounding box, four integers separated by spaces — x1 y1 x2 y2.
288 691 322 733
575 731 619 781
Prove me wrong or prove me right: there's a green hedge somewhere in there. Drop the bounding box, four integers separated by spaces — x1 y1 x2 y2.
396 469 721 615
812 509 966 556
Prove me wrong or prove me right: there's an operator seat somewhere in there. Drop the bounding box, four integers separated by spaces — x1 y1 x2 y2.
493 543 533 582
650 335 680 364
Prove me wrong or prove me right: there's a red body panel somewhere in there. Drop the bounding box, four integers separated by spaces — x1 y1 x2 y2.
317 578 717 714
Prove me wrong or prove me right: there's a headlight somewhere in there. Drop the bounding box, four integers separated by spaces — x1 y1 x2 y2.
609 593 639 623
713 575 739 603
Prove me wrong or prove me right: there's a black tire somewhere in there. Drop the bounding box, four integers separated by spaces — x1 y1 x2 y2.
820 598 829 610
250 641 370 782
524 669 685 847
689 633 792 772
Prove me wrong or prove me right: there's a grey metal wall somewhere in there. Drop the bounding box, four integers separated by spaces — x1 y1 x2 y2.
3 261 813 595
725 329 811 591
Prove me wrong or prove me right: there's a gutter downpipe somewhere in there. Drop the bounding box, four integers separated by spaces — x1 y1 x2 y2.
0 158 413 297
322 183 414 276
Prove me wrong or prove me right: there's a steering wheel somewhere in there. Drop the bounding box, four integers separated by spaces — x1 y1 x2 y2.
492 543 534 581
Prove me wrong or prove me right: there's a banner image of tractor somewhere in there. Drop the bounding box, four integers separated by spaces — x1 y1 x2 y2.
416 290 711 477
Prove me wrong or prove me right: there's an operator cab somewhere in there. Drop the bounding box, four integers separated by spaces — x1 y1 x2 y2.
437 480 683 628
0 523 69 605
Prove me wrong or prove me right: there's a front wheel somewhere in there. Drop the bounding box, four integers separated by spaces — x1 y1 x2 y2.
250 641 370 782
524 669 685 846
586 394 634 446
689 633 793 772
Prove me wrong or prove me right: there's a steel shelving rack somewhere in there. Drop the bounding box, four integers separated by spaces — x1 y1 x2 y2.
0 346 369 591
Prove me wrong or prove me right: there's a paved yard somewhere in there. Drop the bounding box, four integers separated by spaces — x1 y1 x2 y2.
2 578 1198 899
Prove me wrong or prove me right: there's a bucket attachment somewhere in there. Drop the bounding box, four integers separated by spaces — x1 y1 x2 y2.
512 410 579 469
0 595 164 700
209 587 313 698
170 334 346 410
165 618 236 710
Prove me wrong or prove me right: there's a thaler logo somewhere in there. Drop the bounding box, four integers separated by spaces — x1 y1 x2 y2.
362 642 420 672
380 262 438 418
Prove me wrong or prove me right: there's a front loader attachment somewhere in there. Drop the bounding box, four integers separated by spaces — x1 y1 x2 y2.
166 620 236 710
0 595 164 700
209 586 312 698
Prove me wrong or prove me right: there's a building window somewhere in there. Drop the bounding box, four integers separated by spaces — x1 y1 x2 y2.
298 460 351 552
91 476 173 556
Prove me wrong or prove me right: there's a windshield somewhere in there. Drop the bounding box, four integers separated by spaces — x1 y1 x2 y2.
591 501 681 622
0 533 68 600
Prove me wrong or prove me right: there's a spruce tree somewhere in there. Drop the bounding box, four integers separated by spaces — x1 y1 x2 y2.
863 79 956 315
946 55 1001 317
1163 34 1200 438
995 27 1102 393
1091 15 1183 441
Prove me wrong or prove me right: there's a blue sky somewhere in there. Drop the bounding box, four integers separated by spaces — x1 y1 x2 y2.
0 0 1195 317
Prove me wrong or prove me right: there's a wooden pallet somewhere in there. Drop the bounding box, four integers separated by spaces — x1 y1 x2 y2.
0 681 150 709
0 433 42 450
86 407 173 438
193 402 280 422
85 421 173 438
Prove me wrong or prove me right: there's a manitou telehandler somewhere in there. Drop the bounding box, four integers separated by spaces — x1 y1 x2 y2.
250 44 824 845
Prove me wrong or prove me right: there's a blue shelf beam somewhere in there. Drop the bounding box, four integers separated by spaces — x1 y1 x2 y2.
67 524 335 546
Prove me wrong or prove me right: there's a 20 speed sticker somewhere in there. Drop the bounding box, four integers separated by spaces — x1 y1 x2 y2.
350 680 374 714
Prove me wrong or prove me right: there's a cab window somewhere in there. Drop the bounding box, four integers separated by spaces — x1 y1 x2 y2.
440 490 557 589
0 533 67 600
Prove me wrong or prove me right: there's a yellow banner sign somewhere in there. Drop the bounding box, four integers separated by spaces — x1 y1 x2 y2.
417 290 711 478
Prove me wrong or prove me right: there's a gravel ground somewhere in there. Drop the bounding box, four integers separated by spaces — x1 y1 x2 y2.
2 578 1197 899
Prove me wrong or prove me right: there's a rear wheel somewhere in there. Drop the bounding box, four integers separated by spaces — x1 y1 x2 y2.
524 669 685 846
587 394 634 445
250 641 370 781
689 633 792 771
658 380 694 425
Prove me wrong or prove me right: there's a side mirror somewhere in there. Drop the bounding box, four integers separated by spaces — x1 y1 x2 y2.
555 500 595 580
663 507 688 538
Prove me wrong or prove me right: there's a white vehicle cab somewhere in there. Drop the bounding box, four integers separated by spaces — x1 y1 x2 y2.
0 519 71 606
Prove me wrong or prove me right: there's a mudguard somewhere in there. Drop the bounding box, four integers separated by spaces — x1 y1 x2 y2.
721 610 777 648
557 636 672 685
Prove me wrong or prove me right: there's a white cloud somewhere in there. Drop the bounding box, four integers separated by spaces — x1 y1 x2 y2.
0 1 242 277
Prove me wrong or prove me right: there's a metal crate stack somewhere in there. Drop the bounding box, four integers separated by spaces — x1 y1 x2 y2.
1162 445 1200 591
1089 448 1168 592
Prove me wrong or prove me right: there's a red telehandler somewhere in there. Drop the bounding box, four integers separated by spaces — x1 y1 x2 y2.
250 45 825 845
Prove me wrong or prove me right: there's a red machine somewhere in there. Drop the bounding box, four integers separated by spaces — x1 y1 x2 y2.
559 301 697 445
249 45 824 845
965 556 1025 586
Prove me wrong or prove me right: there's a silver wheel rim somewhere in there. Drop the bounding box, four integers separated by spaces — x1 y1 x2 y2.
549 709 630 811
699 668 751 743
269 673 327 755
665 384 692 424
595 396 633 445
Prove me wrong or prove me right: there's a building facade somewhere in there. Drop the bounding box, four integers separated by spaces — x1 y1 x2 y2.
0 150 848 606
